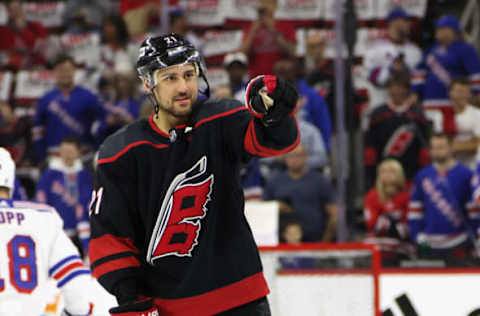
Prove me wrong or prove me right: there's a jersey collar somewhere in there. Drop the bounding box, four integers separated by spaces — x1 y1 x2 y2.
149 115 187 140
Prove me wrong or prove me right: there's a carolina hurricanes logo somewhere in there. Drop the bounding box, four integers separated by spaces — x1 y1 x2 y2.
147 156 213 263
383 125 415 157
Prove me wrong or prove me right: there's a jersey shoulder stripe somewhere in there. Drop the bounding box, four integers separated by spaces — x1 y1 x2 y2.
97 118 167 165
192 98 247 128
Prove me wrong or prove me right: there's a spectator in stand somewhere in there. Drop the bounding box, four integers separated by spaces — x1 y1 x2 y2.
100 14 138 77
413 15 480 134
281 218 303 245
363 7 422 110
363 159 414 266
36 137 92 256
0 101 35 166
450 78 480 169
0 0 47 70
408 133 478 266
305 33 333 105
33 55 105 163
259 114 327 176
278 218 317 269
364 74 429 189
102 67 141 138
223 52 249 102
297 116 328 170
240 0 296 77
274 58 332 151
120 0 161 38
264 144 337 242
168 7 204 54
63 0 115 34
305 32 368 127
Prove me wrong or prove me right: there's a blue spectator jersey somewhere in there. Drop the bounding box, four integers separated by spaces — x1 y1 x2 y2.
35 158 92 253
296 79 332 150
413 40 480 108
33 86 105 161
409 162 478 248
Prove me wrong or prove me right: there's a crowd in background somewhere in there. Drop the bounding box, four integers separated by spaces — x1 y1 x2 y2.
2 0 480 268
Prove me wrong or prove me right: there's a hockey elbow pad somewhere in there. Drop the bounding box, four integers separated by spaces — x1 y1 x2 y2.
245 75 299 126
109 298 159 316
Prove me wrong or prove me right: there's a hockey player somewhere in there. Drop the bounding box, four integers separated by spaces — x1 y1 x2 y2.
412 15 480 133
0 147 92 316
408 133 479 265
363 7 422 110
89 34 299 316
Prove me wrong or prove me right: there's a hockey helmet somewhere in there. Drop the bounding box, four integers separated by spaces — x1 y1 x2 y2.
136 33 209 95
0 148 15 197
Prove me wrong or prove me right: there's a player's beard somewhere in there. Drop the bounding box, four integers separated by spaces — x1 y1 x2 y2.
154 91 195 119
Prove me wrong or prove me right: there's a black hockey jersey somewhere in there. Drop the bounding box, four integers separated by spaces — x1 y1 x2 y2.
89 98 299 316
364 102 430 189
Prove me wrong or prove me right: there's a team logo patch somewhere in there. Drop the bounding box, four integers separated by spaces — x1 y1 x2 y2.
147 156 213 263
383 125 415 157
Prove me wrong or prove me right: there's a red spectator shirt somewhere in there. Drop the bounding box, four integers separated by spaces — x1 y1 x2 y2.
363 188 409 233
243 21 296 77
0 21 47 69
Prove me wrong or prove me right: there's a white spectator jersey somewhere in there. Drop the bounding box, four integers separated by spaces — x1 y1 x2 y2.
363 38 422 108
0 199 91 316
454 105 480 169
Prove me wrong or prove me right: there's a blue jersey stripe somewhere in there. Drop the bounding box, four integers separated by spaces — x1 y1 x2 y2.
57 269 90 288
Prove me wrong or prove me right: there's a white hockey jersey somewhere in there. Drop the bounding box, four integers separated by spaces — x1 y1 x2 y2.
0 199 91 316
363 38 422 109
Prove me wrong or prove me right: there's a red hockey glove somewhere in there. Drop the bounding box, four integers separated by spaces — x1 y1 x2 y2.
109 298 159 316
245 75 299 126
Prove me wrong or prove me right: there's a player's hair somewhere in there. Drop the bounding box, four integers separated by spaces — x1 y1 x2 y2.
430 132 453 144
376 158 406 201
52 55 76 68
449 76 471 91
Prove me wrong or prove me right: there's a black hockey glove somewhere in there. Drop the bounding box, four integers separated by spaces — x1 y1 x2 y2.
109 298 159 316
246 75 299 126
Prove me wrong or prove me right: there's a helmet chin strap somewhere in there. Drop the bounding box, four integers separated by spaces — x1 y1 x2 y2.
149 87 189 120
